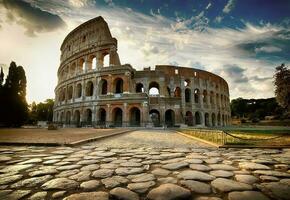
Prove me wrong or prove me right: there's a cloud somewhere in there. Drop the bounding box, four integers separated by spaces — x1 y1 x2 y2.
223 0 236 13
69 0 92 8
220 64 248 83
255 45 282 53
1 0 66 37
214 16 223 23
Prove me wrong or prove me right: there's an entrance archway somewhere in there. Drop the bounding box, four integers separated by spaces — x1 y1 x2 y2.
195 112 201 125
149 109 160 127
85 109 92 125
212 113 216 126
114 78 123 94
74 110 80 127
205 113 210 126
185 111 193 126
130 107 141 126
98 108 106 126
113 108 123 127
165 109 175 127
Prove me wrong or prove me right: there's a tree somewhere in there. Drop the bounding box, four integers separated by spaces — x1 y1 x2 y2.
28 99 55 124
274 63 290 112
0 61 28 127
0 67 4 87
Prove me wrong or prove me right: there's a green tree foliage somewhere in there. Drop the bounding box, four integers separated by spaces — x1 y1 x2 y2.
231 97 283 120
28 99 54 124
274 63 290 112
0 61 28 127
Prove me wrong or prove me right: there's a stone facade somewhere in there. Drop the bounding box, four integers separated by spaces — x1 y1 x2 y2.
53 16 231 127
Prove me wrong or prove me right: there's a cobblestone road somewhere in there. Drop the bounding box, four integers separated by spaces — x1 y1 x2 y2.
0 129 289 200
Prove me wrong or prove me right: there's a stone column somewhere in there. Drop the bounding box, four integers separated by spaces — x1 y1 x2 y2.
123 103 128 127
107 104 112 125
82 79 86 100
92 106 96 125
142 101 149 126
96 53 103 69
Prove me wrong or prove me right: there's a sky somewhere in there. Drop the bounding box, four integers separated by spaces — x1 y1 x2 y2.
0 0 289 103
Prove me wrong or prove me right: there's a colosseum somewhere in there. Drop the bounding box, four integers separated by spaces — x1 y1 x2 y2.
53 16 231 128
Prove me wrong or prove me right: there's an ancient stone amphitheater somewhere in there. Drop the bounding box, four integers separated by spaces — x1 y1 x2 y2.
53 16 231 127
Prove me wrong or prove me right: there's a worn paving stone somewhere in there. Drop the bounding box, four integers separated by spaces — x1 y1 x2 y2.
80 164 100 171
100 163 118 169
52 191 66 199
28 191 47 200
110 187 139 200
235 175 258 184
147 183 191 200
129 173 156 182
11 175 52 188
189 164 212 171
56 164 81 171
69 171 91 181
161 162 189 170
280 178 290 185
56 169 80 178
194 197 222 200
63 191 109 200
127 181 156 193
0 174 23 185
257 182 290 200
29 168 58 177
228 191 270 200
209 164 238 171
210 170 234 178
80 180 100 191
177 170 215 181
260 175 279 182
0 156 12 162
0 164 34 173
180 180 211 194
239 162 271 170
115 167 144 176
92 169 114 178
211 178 253 192
253 170 290 177
41 178 79 190
157 177 178 184
120 161 143 167
151 168 171 176
5 190 31 200
101 176 129 189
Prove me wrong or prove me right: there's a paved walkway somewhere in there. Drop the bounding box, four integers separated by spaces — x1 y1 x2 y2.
91 130 211 148
0 129 289 200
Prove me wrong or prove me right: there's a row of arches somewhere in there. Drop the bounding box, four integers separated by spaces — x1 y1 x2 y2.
56 108 229 127
57 78 124 102
59 54 110 81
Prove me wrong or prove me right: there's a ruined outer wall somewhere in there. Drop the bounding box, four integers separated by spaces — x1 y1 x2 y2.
53 16 231 127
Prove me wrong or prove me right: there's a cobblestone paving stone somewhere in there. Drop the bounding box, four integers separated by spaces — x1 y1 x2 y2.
0 130 289 199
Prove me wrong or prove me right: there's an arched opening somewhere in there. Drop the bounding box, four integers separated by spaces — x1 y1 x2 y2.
74 110 81 127
165 109 175 127
194 89 200 103
149 109 160 127
205 113 210 126
85 109 92 125
167 87 171 97
70 63 76 77
174 87 181 97
98 108 106 126
184 79 190 87
99 79 107 95
185 111 193 126
136 83 144 93
203 90 208 104
212 113 216 126
149 82 160 96
79 58 85 72
185 88 191 103
216 93 219 106
92 57 97 69
86 81 94 96
130 107 141 126
103 54 110 67
113 108 123 127
66 111 71 124
217 113 221 126
195 112 201 125
220 95 224 107
68 86 73 100
76 83 82 98
222 114 225 126
114 78 123 94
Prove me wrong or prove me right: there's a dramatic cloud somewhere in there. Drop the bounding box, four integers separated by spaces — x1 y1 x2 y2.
1 0 66 36
255 45 282 53
223 0 236 13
